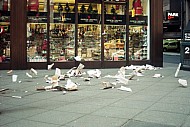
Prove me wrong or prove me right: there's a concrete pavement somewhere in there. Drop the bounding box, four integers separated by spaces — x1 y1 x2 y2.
0 53 190 127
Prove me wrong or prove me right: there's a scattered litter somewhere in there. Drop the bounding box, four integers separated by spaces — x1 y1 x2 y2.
117 66 126 77
12 96 22 99
65 79 78 91
67 63 85 77
18 81 22 83
175 63 181 78
7 70 13 74
152 74 164 78
48 63 54 70
30 68 37 75
0 88 9 92
117 86 132 92
178 79 187 87
87 69 101 78
12 75 18 82
101 82 115 89
26 72 32 78
63 91 67 95
116 76 129 85
55 68 61 77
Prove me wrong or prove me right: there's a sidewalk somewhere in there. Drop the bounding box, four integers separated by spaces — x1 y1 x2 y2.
0 55 190 127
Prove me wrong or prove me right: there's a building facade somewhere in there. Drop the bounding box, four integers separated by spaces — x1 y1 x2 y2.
0 0 163 69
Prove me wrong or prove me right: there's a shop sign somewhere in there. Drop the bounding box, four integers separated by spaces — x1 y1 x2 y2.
104 14 126 25
129 16 147 25
166 12 179 21
78 14 101 24
54 13 75 23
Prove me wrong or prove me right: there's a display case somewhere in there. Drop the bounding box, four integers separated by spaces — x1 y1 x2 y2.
50 24 75 62
49 0 75 62
104 25 126 61
104 1 127 61
128 0 149 60
129 26 147 60
0 9 10 63
77 2 101 61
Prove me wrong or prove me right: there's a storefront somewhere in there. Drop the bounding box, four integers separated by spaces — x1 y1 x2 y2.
0 0 163 69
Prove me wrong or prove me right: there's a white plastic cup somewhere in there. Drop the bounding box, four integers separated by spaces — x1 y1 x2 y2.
12 75 18 82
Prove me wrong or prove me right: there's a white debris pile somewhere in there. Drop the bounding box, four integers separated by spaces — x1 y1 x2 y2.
3 62 189 99
87 69 101 78
67 63 85 77
178 79 188 87
65 79 78 91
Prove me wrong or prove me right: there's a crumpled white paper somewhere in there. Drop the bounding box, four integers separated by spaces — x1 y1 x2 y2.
67 63 85 77
87 69 101 78
65 79 78 91
48 63 54 70
7 70 13 74
152 74 164 78
116 76 129 85
117 66 126 77
30 68 37 75
117 86 132 92
26 72 32 78
55 68 61 77
178 79 187 87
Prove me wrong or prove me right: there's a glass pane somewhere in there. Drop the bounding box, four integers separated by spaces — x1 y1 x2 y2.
104 25 126 61
0 0 10 63
129 0 149 60
78 24 101 61
27 0 48 62
50 24 75 61
78 3 101 61
104 3 125 15
50 0 75 62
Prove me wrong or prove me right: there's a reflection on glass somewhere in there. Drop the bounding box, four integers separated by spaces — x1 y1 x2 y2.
0 0 10 63
27 0 47 62
129 26 147 60
129 0 149 60
27 23 47 62
0 22 10 63
49 0 75 62
104 4 125 15
104 25 126 61
50 24 75 62
78 25 101 61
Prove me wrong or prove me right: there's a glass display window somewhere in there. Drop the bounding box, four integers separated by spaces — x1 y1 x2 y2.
49 0 75 62
50 23 75 62
0 0 10 63
104 25 126 61
78 24 101 61
129 0 149 60
78 2 101 61
27 0 48 62
104 1 126 61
